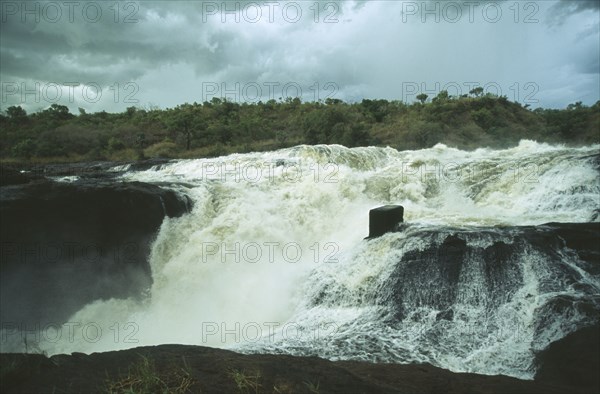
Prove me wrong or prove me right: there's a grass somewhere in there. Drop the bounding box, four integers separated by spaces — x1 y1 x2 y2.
105 355 195 394
228 369 320 394
272 381 295 393
303 379 321 393
1 352 324 394
229 368 262 394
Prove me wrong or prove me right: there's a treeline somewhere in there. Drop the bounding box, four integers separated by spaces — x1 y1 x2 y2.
1 90 598 163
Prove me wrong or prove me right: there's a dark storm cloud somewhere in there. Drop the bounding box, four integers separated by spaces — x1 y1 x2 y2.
547 0 600 25
0 1 598 112
0 1 255 85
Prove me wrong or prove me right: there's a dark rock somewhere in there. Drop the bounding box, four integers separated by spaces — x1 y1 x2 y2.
0 166 42 186
23 162 121 180
378 233 469 318
0 179 192 327
535 323 600 391
540 222 600 270
2 159 172 183
0 344 589 394
374 223 599 321
367 205 404 238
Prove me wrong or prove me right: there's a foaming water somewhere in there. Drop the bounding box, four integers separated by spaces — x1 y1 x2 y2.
236 225 600 379
7 141 598 379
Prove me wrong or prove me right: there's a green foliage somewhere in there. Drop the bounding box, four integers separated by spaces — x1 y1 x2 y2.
472 108 495 130
107 148 142 162
45 104 72 120
469 87 484 97
535 100 599 143
108 137 126 152
1 96 598 163
6 105 27 120
432 90 450 103
11 139 36 158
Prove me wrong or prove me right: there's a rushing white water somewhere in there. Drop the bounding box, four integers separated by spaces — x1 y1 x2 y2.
8 141 599 379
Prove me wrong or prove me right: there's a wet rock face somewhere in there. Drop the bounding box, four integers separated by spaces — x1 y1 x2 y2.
535 323 600 391
378 223 600 320
0 178 192 326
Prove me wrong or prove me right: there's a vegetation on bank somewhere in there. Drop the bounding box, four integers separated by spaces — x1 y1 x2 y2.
1 89 598 163
105 355 195 394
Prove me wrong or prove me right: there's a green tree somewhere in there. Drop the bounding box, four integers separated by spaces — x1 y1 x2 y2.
361 99 389 122
11 138 36 158
472 108 495 129
469 87 484 97
416 94 428 104
6 105 27 119
165 104 206 150
45 103 72 120
432 90 450 104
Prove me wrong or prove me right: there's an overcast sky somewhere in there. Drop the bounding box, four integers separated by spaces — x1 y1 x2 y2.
1 0 598 113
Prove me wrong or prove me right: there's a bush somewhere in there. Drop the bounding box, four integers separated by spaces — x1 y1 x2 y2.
107 137 126 151
107 148 142 162
11 139 36 158
144 141 178 158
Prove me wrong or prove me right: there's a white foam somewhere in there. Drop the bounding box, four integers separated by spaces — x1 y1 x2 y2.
15 141 598 380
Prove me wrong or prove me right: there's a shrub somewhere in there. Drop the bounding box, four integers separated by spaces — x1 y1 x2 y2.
144 141 178 158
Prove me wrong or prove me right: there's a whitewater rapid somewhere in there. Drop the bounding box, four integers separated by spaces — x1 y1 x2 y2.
6 141 600 379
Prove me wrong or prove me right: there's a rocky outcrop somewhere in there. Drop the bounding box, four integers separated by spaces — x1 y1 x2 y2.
0 159 173 187
0 344 590 394
308 221 599 381
0 178 192 326
535 323 600 391
0 166 42 186
376 222 600 320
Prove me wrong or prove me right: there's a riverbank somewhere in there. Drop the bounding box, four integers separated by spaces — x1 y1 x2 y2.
1 335 598 394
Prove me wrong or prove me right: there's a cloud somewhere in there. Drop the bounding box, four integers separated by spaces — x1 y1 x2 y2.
547 0 600 25
0 0 598 113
